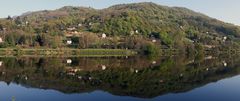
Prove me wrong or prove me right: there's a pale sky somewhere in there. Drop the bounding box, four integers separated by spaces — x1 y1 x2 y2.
0 0 239 25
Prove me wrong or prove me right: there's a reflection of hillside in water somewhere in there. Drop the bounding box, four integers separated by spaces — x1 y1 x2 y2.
0 55 240 98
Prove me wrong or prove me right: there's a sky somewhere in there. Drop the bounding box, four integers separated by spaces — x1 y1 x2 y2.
0 0 239 25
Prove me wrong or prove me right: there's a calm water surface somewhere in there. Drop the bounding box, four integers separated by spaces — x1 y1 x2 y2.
0 55 240 101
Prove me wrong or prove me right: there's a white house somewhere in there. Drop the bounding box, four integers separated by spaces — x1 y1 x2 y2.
152 39 156 43
89 22 93 26
25 76 28 80
102 33 107 38
152 61 156 64
67 40 72 45
180 26 183 29
74 31 78 34
78 23 82 27
67 59 72 64
25 21 29 25
135 30 139 33
67 27 76 31
130 31 135 36
204 56 213 60
180 73 183 77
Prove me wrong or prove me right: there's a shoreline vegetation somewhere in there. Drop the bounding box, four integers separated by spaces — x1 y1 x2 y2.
0 48 137 57
0 47 238 57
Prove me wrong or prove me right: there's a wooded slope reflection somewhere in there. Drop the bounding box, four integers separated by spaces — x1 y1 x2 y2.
0 55 239 98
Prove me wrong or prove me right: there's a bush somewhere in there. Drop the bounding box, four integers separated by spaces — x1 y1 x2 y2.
144 43 160 56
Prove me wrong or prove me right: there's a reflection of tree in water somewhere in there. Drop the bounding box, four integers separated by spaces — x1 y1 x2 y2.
0 55 239 98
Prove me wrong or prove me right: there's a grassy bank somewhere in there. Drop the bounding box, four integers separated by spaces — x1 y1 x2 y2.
0 48 137 57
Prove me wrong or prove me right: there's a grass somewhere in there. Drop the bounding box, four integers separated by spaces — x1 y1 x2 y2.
0 48 137 57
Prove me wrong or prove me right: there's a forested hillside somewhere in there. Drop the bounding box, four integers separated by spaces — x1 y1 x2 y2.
0 2 239 54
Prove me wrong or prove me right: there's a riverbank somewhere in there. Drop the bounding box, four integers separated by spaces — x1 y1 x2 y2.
0 48 137 57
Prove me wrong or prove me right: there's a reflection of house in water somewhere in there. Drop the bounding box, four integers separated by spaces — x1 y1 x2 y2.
25 76 28 80
101 65 106 70
135 69 139 73
152 39 156 43
223 61 227 67
204 56 214 60
204 45 216 49
67 27 76 31
0 61 2 66
0 37 3 43
223 36 227 42
180 73 183 77
66 40 72 45
66 68 82 76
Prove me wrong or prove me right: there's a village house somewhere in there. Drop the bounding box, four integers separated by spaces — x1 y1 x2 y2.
0 27 7 32
66 68 82 76
180 26 184 29
102 33 107 38
214 36 222 41
135 30 139 33
223 36 227 40
185 38 194 43
152 39 157 43
204 56 213 60
78 23 82 27
74 31 80 34
67 27 76 31
89 22 93 26
25 21 29 25
66 59 72 64
130 31 135 36
68 68 81 73
152 61 156 64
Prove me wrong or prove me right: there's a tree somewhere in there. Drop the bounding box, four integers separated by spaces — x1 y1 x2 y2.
78 32 98 48
6 15 12 20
